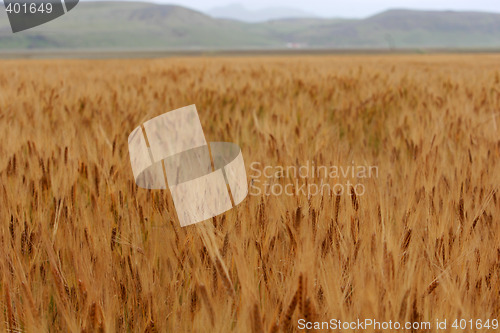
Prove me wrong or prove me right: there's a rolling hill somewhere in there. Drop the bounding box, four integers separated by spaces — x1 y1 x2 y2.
1 2 500 50
207 3 318 22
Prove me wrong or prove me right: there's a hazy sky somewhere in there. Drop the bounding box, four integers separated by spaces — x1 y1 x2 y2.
155 0 500 17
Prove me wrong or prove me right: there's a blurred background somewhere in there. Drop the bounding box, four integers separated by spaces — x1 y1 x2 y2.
0 0 499 54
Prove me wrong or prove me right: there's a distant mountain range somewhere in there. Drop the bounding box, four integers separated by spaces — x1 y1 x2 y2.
1 1 500 50
206 3 318 22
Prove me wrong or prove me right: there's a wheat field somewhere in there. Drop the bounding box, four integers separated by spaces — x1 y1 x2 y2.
0 54 499 332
